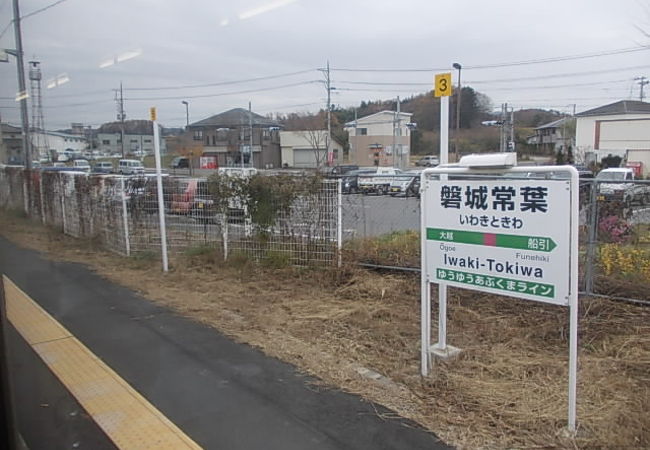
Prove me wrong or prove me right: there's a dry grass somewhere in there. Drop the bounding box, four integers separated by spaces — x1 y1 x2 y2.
1 211 649 449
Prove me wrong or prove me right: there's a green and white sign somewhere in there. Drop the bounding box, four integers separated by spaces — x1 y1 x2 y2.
423 178 571 306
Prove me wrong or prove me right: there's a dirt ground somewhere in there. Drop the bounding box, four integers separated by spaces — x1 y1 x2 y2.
1 210 649 449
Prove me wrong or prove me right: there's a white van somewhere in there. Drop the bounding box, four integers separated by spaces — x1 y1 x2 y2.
72 159 91 172
118 159 145 175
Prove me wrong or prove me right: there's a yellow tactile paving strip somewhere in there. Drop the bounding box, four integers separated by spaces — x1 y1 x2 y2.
3 275 202 450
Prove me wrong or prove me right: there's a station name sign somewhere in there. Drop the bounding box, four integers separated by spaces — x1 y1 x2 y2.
424 178 571 305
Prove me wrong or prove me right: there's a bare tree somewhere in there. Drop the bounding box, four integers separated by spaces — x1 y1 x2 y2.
300 128 328 169
277 111 329 168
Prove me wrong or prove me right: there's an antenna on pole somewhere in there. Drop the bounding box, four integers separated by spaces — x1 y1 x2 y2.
114 82 126 158
29 60 48 162
634 76 649 101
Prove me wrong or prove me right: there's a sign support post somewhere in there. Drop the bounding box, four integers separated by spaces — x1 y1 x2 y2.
568 165 579 432
151 107 169 272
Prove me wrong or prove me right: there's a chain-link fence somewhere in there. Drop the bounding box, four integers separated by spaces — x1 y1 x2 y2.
340 171 650 304
3 165 649 302
582 178 650 303
0 167 340 266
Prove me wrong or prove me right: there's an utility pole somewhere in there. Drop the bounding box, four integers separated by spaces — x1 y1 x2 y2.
248 101 253 169
12 0 30 168
452 62 462 162
635 76 649 101
392 97 401 168
114 82 125 158
509 107 515 152
499 103 506 152
326 60 332 167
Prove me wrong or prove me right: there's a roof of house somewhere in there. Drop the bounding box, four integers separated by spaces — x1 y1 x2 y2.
97 120 155 135
575 100 650 117
345 110 413 127
189 108 280 128
36 130 87 139
535 117 573 130
1 123 22 133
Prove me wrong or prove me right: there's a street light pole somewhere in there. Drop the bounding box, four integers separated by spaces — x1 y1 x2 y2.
12 0 31 168
452 62 462 163
181 100 189 128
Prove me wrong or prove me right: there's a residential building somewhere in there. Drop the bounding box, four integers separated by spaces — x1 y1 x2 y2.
279 130 343 168
187 108 281 169
525 117 574 154
0 123 23 165
575 100 650 172
30 130 87 159
344 110 412 168
97 120 166 156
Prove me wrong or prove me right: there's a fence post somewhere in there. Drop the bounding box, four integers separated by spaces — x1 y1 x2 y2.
22 174 28 216
584 179 599 294
222 215 228 261
120 177 131 257
60 195 66 234
361 192 367 238
39 173 45 225
337 178 342 267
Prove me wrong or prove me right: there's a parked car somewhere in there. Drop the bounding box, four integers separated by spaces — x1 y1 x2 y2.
72 159 91 172
329 165 359 177
170 157 190 169
389 171 421 197
118 159 145 175
596 167 650 206
358 167 402 195
341 169 375 194
415 155 440 167
92 161 113 174
190 180 217 223
171 178 202 214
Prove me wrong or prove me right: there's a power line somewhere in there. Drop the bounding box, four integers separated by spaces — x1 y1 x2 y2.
329 46 650 72
0 20 12 40
258 101 322 112
465 64 650 84
332 65 650 89
337 80 430 86
42 99 114 108
20 0 69 20
125 80 321 101
124 69 317 91
335 77 634 91
465 46 649 69
46 89 113 99
0 0 70 40
480 78 633 92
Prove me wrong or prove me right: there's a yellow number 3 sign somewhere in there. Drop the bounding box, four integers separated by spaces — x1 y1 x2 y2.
434 73 452 97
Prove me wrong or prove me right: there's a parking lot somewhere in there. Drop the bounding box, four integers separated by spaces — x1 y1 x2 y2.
341 193 420 239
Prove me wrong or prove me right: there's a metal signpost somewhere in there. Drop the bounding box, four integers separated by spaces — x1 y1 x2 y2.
421 71 578 433
151 107 169 272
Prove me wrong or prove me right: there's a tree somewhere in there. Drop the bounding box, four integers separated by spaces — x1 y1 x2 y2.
277 112 330 168
301 128 328 169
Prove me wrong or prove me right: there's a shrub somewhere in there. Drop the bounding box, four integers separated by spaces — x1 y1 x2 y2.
598 215 631 243
599 244 650 279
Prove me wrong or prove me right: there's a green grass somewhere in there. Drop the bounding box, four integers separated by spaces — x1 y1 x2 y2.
143 153 178 169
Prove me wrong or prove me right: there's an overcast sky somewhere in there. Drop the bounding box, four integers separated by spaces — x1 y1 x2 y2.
1 0 649 130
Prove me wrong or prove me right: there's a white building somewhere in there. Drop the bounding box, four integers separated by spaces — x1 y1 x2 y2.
575 100 650 173
279 130 343 168
97 120 166 156
344 110 412 168
30 130 87 160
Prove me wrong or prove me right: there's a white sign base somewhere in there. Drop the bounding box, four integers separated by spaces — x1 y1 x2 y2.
430 344 461 360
